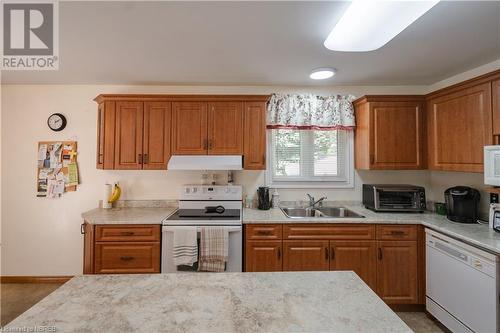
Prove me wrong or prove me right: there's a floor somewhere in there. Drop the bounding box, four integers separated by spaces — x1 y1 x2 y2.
1 283 445 332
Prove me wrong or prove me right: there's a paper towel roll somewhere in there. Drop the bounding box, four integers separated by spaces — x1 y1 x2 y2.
102 184 112 209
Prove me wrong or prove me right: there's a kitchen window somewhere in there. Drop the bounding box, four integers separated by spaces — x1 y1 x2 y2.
267 129 354 188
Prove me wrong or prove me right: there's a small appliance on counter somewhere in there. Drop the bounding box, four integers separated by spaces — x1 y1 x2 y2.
489 203 500 232
257 186 271 210
362 184 426 212
444 186 480 223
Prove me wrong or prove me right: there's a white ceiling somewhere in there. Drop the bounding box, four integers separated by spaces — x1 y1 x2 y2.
2 1 500 86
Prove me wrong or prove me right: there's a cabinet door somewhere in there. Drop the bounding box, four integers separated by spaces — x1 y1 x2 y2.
377 241 418 304
283 240 329 271
370 102 425 169
427 83 492 172
330 241 377 290
208 102 243 154
96 103 105 169
143 102 171 170
96 101 116 170
493 79 500 137
114 101 144 169
243 102 267 169
171 102 208 155
245 241 282 272
83 222 94 274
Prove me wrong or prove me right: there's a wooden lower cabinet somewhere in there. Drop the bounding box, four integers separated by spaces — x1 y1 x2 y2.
283 240 329 271
244 224 422 305
330 241 377 290
245 240 282 272
377 240 418 304
83 223 161 274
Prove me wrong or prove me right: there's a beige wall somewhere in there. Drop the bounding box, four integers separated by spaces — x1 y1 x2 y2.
1 57 499 276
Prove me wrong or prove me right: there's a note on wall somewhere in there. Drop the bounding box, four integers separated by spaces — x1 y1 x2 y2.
36 141 79 197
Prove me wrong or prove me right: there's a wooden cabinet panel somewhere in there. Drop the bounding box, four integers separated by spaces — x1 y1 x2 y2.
493 79 500 136
171 102 208 155
371 102 425 169
427 83 492 172
114 101 144 169
243 102 267 170
208 102 243 154
83 222 94 274
283 240 329 271
283 224 375 240
245 224 282 240
330 241 377 290
94 242 160 274
96 103 105 169
96 101 116 170
377 241 418 304
245 241 282 272
354 96 425 170
376 225 417 241
143 102 171 170
95 225 161 242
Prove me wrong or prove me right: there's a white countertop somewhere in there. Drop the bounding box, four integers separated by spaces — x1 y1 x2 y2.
5 272 411 333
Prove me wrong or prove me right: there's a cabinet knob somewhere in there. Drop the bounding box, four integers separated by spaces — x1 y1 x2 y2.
256 230 272 236
331 247 335 260
138 153 143 163
143 154 148 164
325 247 329 260
390 230 405 236
378 248 383 260
121 231 135 236
277 247 281 260
120 256 134 261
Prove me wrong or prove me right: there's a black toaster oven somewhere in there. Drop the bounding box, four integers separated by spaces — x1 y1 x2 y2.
362 184 426 212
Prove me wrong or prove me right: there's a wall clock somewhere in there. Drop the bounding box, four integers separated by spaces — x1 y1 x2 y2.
47 113 67 132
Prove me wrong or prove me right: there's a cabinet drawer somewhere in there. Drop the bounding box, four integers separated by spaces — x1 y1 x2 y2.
246 224 282 240
95 225 161 242
283 224 375 240
94 242 160 274
376 225 417 240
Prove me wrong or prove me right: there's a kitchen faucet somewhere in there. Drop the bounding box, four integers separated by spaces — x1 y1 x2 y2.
306 194 327 208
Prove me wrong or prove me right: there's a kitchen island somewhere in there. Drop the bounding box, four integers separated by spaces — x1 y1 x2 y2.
5 272 411 333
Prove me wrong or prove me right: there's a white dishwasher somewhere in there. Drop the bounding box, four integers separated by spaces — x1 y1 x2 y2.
426 229 499 333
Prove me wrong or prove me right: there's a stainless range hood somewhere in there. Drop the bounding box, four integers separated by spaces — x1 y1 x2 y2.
167 155 243 170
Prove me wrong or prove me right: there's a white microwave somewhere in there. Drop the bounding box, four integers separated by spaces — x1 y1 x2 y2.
484 146 500 186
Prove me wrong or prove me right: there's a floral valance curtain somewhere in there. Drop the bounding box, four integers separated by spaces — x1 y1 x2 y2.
267 93 356 130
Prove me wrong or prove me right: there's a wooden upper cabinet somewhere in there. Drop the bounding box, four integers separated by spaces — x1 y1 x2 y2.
427 82 492 172
330 241 377 290
377 241 418 304
283 240 330 271
492 79 500 137
171 102 208 155
114 101 144 170
243 102 267 170
143 102 171 170
96 103 105 169
245 240 282 272
354 96 425 170
208 102 243 154
96 101 116 170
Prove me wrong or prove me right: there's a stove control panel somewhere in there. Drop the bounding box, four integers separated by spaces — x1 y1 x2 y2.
180 185 242 201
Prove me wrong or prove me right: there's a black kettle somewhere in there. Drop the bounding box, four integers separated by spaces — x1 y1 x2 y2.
257 187 271 210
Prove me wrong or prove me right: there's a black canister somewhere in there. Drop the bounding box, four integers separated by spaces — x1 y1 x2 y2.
257 187 271 210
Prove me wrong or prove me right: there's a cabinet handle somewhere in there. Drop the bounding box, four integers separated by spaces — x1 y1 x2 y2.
390 230 405 236
120 256 134 261
203 139 208 150
121 231 135 236
99 153 103 164
277 248 281 260
208 140 213 150
325 247 329 260
143 154 148 164
256 230 272 236
138 153 142 163
370 154 375 165
378 248 383 260
331 247 335 260
80 223 85 235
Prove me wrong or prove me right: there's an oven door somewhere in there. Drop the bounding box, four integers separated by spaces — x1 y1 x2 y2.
161 226 242 273
375 188 420 210
484 146 500 186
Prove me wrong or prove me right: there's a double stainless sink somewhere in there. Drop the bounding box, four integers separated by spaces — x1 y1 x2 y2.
281 206 365 219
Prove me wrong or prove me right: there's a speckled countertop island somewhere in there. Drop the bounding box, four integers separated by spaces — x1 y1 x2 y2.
5 272 411 333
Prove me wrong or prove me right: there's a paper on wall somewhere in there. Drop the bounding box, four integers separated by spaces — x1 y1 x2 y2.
67 163 78 186
38 144 48 161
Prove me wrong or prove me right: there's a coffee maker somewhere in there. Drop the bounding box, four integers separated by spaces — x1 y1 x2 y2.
444 186 480 223
257 187 271 210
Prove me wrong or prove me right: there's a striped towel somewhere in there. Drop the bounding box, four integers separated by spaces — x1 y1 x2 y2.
198 227 228 272
172 227 198 267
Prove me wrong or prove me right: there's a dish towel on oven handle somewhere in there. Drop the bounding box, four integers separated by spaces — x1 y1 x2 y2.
198 227 229 272
172 227 198 267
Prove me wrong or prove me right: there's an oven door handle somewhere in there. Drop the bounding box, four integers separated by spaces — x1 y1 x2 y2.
162 226 242 233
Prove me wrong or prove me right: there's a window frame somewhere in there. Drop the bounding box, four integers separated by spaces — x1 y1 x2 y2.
265 129 355 189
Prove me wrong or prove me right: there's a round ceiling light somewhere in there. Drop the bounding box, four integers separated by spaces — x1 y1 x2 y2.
309 68 336 80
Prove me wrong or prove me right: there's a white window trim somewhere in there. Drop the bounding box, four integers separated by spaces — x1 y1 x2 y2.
265 130 355 189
